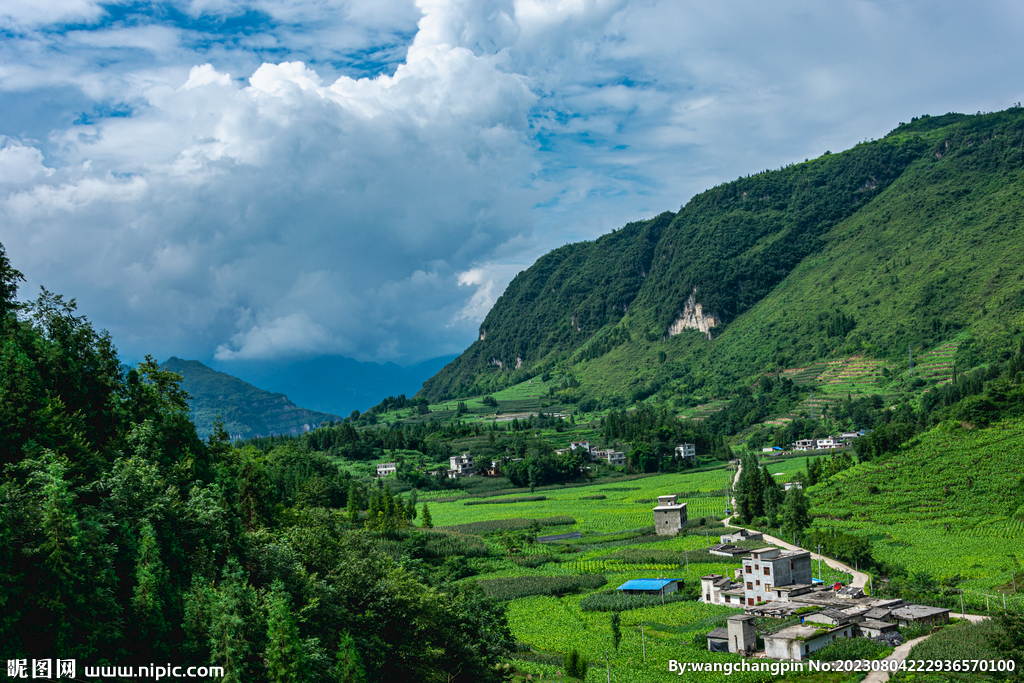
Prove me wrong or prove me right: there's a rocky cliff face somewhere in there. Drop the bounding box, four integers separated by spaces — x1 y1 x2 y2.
668 289 720 340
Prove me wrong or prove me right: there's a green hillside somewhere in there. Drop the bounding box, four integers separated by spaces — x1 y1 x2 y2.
421 108 1024 404
163 357 340 439
810 417 1024 592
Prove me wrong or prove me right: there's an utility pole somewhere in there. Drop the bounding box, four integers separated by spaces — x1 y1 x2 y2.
816 544 823 581
641 622 646 661
1013 572 1017 593
605 651 610 683
960 591 965 618
811 389 815 420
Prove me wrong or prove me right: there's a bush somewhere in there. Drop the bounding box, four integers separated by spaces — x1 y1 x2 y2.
580 494 607 500
475 574 606 601
578 589 692 612
464 495 547 506
439 516 575 535
807 637 893 662
563 649 588 679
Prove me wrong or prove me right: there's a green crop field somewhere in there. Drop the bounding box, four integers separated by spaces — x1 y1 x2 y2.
426 470 734 532
810 418 1024 590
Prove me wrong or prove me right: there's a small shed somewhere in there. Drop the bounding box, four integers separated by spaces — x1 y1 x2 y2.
706 627 729 652
616 579 681 595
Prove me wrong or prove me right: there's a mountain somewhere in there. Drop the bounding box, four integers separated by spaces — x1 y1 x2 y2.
163 357 341 440
420 108 1024 402
209 353 456 417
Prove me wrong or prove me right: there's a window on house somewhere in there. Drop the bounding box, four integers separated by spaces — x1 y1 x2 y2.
764 567 771 575
790 562 794 570
748 598 754 606
746 566 752 574
705 594 710 601
746 582 752 590
755 580 760 586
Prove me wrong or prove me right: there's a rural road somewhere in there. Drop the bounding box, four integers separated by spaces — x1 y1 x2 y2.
726 461 990 681
723 463 870 589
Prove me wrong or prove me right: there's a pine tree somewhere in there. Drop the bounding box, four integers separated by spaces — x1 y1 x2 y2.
132 520 168 653
420 503 433 528
346 482 360 522
406 490 418 520
265 581 307 683
334 633 368 683
209 560 254 683
610 612 621 650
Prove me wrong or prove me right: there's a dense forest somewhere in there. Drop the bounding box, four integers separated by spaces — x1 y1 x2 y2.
0 244 514 683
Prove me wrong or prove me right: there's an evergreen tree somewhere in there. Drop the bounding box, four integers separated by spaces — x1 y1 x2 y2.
610 612 621 650
334 633 368 683
265 581 306 683
420 503 433 528
132 520 168 655
780 487 812 543
209 560 255 683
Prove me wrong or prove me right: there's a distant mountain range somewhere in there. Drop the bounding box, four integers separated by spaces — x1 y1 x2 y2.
209 354 456 416
163 354 456 439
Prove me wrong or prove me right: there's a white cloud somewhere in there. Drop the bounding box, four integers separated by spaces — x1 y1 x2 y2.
3 0 1024 367
0 141 54 183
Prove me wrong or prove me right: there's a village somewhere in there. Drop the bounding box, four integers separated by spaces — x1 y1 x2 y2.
372 436 961 663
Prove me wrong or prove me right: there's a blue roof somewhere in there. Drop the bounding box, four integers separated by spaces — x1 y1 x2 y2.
616 579 679 591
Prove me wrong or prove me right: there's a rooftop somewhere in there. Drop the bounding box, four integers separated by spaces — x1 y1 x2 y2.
706 628 729 640
766 623 843 642
616 579 680 591
892 605 951 619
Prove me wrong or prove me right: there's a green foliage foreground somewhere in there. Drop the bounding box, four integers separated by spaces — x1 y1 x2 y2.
0 244 514 683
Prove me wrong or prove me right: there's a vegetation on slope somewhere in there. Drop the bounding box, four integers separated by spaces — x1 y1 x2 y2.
163 357 340 440
421 107 1024 405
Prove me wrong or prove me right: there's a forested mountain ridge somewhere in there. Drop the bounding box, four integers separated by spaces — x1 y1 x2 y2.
420 108 1024 402
162 357 340 440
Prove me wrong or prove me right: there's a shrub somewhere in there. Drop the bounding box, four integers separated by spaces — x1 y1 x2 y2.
578 589 692 612
439 516 575 535
808 637 892 662
475 574 606 601
464 495 547 506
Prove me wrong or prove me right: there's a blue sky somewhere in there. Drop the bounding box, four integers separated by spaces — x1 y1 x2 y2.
2 0 1023 368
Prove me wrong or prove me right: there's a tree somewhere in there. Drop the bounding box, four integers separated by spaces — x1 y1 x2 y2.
265 581 307 683
610 612 621 650
132 520 169 655
780 487 812 542
0 243 24 318
334 633 368 683
420 503 433 528
986 610 1024 683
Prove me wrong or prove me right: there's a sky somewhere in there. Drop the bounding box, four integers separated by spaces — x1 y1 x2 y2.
2 0 1023 369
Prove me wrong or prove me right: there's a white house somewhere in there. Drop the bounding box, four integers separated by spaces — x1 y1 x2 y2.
376 462 397 477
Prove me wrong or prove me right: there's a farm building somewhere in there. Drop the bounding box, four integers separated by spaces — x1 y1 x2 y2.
720 528 763 543
616 579 681 595
890 605 951 628
764 623 851 660
376 462 397 477
653 494 688 535
708 543 752 558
